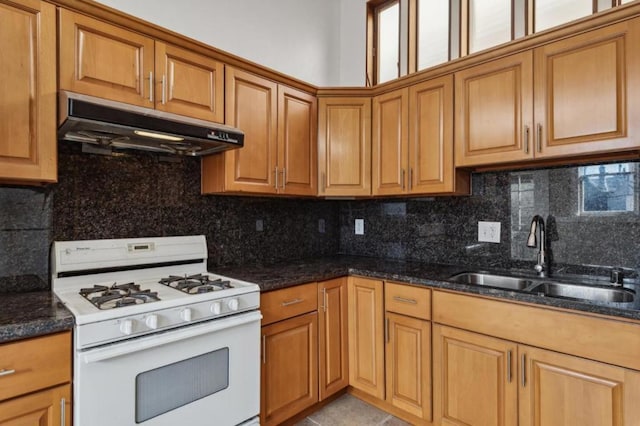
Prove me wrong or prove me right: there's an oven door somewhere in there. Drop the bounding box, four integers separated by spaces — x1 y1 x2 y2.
75 311 261 426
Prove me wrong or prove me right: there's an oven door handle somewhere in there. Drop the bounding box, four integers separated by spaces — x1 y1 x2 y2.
80 311 262 364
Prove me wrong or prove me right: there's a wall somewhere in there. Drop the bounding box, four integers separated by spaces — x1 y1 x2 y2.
95 0 358 87
339 163 640 277
0 142 340 291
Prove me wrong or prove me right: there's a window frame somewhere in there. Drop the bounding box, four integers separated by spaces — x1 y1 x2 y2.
367 0 402 85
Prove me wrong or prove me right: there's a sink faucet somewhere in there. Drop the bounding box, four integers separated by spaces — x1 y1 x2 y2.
527 215 547 277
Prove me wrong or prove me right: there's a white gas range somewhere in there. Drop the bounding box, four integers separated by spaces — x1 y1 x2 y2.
52 235 261 426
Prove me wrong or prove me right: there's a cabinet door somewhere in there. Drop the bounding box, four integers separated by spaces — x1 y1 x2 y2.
0 0 56 184
534 19 640 159
372 88 409 196
433 324 518 426
409 75 468 195
519 345 640 426
455 51 534 167
154 42 224 122
0 384 71 425
220 68 278 194
58 9 154 107
385 312 431 421
318 278 349 400
348 277 385 400
278 85 317 196
318 97 372 196
261 312 318 426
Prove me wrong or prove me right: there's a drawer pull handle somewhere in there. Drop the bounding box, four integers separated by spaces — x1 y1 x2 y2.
507 350 512 383
0 369 15 377
393 296 417 304
521 353 527 387
281 298 303 307
320 288 327 312
61 397 66 425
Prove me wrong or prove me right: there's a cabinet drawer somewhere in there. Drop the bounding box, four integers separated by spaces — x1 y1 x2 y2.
0 331 71 401
385 282 431 320
261 282 318 325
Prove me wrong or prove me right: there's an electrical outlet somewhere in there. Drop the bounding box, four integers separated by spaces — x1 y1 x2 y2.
355 219 364 235
256 219 264 232
478 221 501 243
318 218 326 233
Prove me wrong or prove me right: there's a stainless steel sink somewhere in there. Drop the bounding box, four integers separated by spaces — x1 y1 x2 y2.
449 272 534 290
529 282 635 303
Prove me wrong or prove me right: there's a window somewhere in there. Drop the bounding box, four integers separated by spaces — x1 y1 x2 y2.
416 0 450 70
579 163 637 214
533 0 593 33
367 0 630 85
368 0 400 85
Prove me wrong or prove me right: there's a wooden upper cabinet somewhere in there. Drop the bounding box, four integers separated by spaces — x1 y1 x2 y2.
59 9 154 107
455 51 535 167
519 345 640 426
347 276 385 400
372 88 409 196
318 97 372 197
202 68 278 194
154 42 224 122
202 69 316 196
0 0 56 184
534 18 640 159
433 324 518 426
410 76 469 195
278 85 317 196
59 9 225 124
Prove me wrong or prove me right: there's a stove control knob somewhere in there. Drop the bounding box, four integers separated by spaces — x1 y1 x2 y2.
120 319 133 335
227 298 239 312
180 308 193 322
210 302 221 315
145 314 158 330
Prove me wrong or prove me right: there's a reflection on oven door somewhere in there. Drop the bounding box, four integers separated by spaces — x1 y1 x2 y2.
75 312 261 426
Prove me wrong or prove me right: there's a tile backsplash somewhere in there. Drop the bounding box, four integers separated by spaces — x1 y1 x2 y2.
1 141 638 292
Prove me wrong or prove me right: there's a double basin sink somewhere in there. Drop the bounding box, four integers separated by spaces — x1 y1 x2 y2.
450 272 635 304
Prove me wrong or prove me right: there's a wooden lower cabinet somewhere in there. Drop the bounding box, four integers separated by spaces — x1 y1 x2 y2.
385 312 431 421
261 312 318 426
348 277 385 400
0 384 71 426
434 324 640 426
318 278 349 400
433 324 517 426
520 345 640 426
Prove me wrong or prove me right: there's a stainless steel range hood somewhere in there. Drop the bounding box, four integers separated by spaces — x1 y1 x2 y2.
58 91 244 156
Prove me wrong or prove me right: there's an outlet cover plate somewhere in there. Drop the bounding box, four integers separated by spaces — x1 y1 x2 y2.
355 219 364 235
478 221 500 243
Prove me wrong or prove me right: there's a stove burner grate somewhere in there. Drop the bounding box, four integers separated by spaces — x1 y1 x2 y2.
159 274 233 294
80 282 160 310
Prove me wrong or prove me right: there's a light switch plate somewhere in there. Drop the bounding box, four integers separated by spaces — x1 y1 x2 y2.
355 219 364 235
478 221 501 243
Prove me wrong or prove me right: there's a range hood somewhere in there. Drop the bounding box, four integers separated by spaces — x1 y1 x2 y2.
58 91 244 156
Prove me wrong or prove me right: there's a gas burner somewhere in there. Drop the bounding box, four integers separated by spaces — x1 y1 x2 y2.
80 282 160 310
159 274 234 294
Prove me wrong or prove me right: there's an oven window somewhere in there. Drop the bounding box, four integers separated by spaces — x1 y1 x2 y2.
136 348 229 423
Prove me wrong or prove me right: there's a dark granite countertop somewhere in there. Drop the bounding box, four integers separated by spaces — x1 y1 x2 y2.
215 255 640 322
0 292 75 344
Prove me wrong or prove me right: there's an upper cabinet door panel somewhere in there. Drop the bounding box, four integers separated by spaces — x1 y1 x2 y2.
223 68 278 193
58 9 154 107
0 0 56 183
278 86 317 196
155 42 224 122
535 19 640 158
455 51 534 167
409 75 455 194
372 88 408 196
318 98 372 197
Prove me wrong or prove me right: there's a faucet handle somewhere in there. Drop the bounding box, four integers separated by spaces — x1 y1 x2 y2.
534 264 544 274
610 268 624 286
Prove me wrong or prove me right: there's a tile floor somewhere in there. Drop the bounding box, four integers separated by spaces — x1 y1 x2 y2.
294 394 411 426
